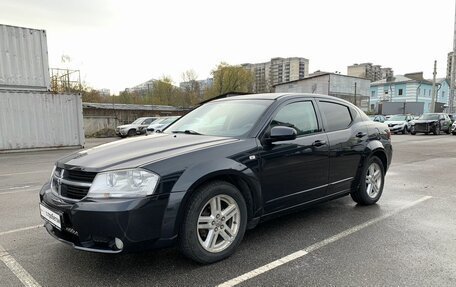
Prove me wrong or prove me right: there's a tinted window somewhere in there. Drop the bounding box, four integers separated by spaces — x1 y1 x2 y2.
271 101 319 136
142 118 154 125
319 101 352 132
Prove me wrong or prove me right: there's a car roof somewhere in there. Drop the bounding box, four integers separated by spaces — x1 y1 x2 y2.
213 93 352 103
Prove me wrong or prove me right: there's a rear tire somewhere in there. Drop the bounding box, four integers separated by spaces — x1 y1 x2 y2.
351 156 385 205
179 181 247 264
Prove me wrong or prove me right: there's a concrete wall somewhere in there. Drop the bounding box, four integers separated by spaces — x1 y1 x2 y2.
82 107 187 136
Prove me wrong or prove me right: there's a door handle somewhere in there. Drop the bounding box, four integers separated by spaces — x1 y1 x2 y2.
312 140 326 147
356 132 367 138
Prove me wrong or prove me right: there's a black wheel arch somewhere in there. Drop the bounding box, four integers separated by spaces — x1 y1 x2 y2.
169 166 263 238
353 145 389 191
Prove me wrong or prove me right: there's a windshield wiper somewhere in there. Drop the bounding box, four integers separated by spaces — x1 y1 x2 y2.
172 130 203 135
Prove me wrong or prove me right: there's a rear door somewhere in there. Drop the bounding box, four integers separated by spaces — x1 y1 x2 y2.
317 100 367 196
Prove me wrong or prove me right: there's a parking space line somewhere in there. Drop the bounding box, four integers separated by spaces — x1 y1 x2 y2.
0 170 49 177
0 244 41 287
217 196 432 287
0 185 32 191
0 225 43 237
0 188 39 196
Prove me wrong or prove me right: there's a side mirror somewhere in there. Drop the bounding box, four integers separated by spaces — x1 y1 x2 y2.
267 126 297 143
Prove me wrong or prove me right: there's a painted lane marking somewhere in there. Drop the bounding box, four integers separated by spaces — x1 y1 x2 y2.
0 244 42 287
0 170 49 177
0 188 39 196
0 225 43 237
217 196 432 287
0 186 32 191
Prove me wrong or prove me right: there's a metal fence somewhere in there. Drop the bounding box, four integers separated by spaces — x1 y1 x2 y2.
0 91 84 151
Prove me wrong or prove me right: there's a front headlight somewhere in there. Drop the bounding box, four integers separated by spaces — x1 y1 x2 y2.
87 169 160 198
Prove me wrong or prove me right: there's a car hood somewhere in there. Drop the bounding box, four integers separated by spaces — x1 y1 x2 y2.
413 120 438 124
57 133 239 172
385 120 406 125
117 124 138 129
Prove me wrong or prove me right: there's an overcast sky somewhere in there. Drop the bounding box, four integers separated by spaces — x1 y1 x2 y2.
1 0 455 94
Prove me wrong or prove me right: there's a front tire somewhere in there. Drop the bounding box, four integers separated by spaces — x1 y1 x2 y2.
127 129 136 137
179 181 247 264
434 125 440 135
351 156 385 205
410 126 416 135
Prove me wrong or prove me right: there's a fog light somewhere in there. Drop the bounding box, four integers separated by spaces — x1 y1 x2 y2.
115 238 124 250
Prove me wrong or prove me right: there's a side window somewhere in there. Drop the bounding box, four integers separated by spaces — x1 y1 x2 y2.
143 118 154 125
270 101 319 136
319 101 353 132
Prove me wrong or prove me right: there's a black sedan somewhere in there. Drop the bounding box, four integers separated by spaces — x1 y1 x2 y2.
39 93 392 264
410 113 452 135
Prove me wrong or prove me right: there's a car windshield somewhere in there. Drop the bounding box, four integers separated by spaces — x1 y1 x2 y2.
165 99 272 137
132 118 146 124
161 117 179 124
388 115 407 121
419 114 439 120
147 118 165 127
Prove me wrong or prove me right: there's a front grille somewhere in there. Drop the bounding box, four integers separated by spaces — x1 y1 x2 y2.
64 170 97 182
53 169 96 200
60 183 90 200
415 123 429 132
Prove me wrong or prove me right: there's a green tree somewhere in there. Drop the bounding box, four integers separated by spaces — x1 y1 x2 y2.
151 76 181 106
206 63 254 99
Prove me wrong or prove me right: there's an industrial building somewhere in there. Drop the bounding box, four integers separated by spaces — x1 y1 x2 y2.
274 72 370 111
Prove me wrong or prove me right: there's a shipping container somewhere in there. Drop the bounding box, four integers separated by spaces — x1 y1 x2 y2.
0 24 50 91
0 90 84 151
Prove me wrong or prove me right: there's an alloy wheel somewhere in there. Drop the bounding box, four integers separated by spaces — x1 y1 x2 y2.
197 195 240 253
365 162 382 199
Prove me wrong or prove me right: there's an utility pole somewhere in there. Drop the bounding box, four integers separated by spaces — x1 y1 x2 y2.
354 82 357 106
450 0 456 113
431 60 437 113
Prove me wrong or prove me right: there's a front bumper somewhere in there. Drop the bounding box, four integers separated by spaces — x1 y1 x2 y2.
413 123 434 133
388 125 405 132
115 129 128 136
39 183 174 253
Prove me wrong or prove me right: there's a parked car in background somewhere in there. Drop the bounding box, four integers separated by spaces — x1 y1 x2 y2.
369 115 386 123
115 117 157 137
384 114 414 134
451 120 456 135
145 116 180 135
39 93 392 264
410 113 452 135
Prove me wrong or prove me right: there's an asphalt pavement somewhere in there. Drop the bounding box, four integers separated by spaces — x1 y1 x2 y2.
0 134 455 286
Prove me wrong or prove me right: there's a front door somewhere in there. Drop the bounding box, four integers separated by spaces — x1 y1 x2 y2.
259 100 330 214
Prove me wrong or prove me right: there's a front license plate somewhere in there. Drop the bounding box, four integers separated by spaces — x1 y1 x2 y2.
40 204 61 230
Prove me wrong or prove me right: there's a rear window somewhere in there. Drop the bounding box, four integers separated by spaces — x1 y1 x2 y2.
319 101 353 132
